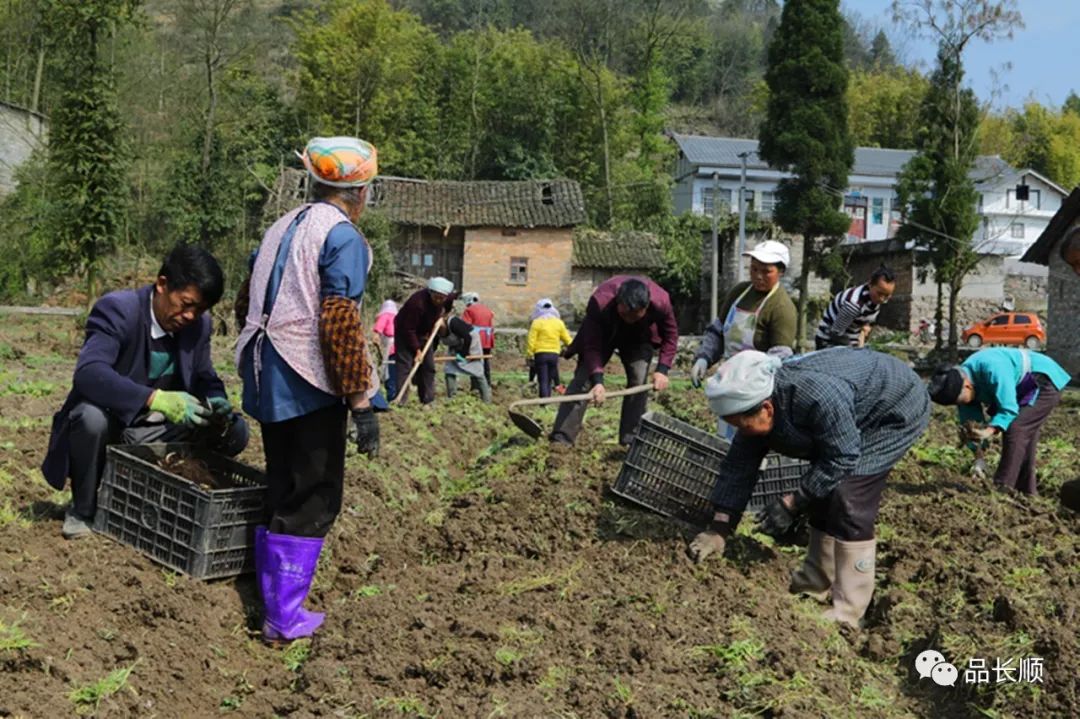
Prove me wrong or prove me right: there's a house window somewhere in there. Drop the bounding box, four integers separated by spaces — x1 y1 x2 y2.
410 253 421 266
702 187 732 216
423 253 434 267
742 189 755 212
1007 189 1042 209
1010 223 1025 239
871 197 884 225
760 191 777 217
509 257 528 284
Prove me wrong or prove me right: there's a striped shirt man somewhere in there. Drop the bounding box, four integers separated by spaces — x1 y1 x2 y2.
815 266 896 349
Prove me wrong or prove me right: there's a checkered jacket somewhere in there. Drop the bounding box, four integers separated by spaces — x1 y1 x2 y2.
710 348 930 512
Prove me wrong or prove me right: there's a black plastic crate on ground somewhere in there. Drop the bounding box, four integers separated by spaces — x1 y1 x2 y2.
93 443 268 580
612 412 809 524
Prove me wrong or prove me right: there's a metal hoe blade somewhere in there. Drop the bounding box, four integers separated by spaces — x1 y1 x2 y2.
509 410 545 439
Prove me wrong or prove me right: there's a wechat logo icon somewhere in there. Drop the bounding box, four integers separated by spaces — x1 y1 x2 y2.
915 649 958 687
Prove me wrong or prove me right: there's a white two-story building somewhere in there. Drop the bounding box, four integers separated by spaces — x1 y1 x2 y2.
671 133 1066 257
671 133 1068 335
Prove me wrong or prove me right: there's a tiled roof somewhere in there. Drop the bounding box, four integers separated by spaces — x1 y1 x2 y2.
372 178 587 228
572 228 665 270
671 133 1015 184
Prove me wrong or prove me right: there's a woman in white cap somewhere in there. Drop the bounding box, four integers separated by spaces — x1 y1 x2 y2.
690 241 797 429
394 277 457 404
688 348 930 628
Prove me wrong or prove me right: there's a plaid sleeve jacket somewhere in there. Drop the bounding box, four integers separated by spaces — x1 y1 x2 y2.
710 348 931 512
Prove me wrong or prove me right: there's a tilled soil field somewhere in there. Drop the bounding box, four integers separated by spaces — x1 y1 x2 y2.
1 314 1078 718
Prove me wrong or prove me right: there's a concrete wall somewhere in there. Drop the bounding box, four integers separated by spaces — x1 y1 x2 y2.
0 101 47 197
462 227 574 325
1047 218 1080 378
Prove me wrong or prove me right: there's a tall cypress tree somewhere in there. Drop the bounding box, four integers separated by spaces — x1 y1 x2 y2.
758 0 853 349
42 0 138 305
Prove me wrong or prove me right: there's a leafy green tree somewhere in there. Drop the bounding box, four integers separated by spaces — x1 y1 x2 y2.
290 0 443 176
895 43 981 356
1064 91 1080 117
758 0 853 349
41 0 139 304
847 67 928 148
892 0 1023 357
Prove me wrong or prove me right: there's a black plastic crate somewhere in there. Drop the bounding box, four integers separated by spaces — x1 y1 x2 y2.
93 443 268 580
612 412 808 524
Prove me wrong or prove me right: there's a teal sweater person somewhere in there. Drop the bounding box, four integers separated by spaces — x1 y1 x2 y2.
929 348 1071 495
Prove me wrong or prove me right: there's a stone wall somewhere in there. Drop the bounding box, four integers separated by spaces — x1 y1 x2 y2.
1004 260 1049 315
462 227 574 325
1047 218 1080 377
0 101 47 197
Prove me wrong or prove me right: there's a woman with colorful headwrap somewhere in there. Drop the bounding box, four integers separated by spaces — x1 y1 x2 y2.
236 135 380 643
526 298 572 398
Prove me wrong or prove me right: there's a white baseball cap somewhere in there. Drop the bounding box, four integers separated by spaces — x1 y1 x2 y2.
743 240 790 267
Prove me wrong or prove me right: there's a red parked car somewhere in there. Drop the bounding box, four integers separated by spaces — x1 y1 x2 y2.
961 312 1045 349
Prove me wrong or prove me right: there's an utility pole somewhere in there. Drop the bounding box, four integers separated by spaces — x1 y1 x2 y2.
710 172 719 320
736 151 749 283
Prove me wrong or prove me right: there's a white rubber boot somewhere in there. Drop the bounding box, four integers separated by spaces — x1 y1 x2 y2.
788 528 835 602
822 538 876 628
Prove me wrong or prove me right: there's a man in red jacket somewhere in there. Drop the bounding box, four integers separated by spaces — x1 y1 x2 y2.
550 276 678 447
461 292 495 384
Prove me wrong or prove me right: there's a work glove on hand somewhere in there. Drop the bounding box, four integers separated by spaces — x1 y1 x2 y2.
971 457 988 479
690 358 708 388
526 356 535 370
351 407 380 458
688 513 733 563
207 396 232 417
150 391 211 427
966 425 997 442
755 489 811 538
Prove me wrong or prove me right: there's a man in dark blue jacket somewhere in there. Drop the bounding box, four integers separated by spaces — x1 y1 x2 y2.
41 245 248 538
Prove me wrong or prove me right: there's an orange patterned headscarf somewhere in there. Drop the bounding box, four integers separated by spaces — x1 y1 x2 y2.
299 136 378 188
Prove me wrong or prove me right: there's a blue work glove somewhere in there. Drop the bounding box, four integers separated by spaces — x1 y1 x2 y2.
207 396 232 417
149 391 211 427
455 353 467 364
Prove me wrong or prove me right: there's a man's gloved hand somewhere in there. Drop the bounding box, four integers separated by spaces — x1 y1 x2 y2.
207 396 232 417
688 512 733 563
690 358 708 388
150 391 211 427
526 356 535 369
755 490 811 538
455 353 467 364
971 457 988 479
351 407 380 458
688 530 726 563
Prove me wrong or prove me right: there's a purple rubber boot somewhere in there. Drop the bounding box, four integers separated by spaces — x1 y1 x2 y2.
261 530 326 642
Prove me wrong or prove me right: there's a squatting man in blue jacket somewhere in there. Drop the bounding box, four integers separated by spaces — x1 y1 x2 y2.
687 348 930 628
41 245 249 539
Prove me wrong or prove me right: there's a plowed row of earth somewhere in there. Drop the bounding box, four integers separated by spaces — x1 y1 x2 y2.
1 313 1077 718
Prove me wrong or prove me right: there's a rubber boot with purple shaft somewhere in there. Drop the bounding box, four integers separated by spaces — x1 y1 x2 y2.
261 530 326 642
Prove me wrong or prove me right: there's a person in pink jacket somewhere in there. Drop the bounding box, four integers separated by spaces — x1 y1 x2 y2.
372 300 398 399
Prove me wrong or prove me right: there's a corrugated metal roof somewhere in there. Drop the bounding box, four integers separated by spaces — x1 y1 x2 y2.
571 229 665 270
372 178 587 228
672 133 1014 183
